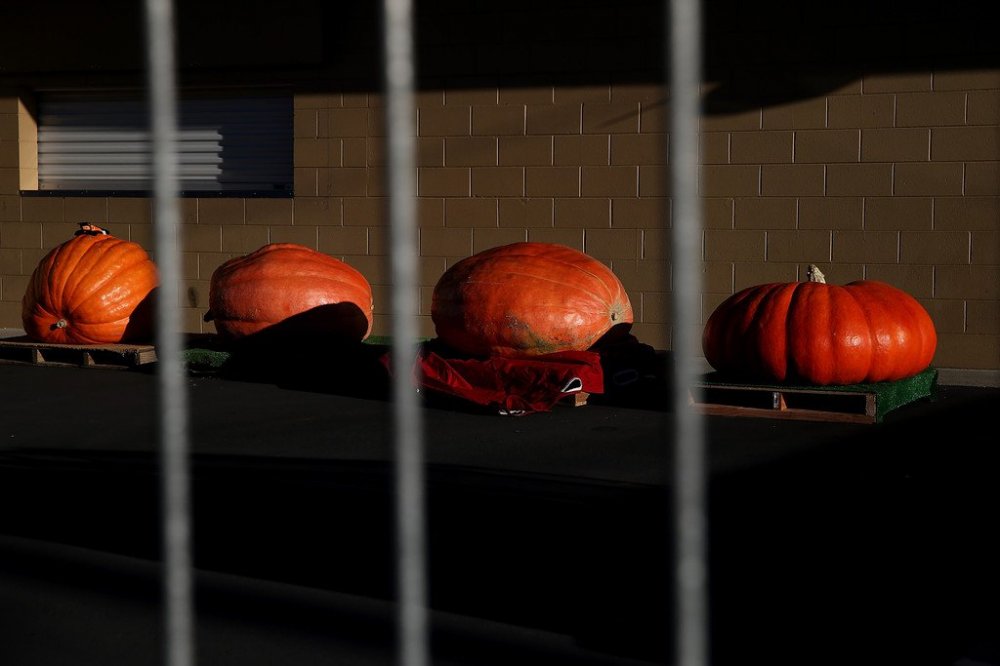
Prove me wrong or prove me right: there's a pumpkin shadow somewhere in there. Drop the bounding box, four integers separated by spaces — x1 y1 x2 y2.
121 287 159 344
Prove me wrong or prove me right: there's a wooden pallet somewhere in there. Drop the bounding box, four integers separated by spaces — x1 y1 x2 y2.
0 336 157 370
689 369 938 424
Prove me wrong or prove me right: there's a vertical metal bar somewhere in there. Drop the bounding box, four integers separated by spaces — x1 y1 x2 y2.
144 1 194 666
668 0 707 665
383 0 428 665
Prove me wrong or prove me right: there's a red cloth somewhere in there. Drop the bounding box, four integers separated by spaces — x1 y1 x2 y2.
386 347 604 416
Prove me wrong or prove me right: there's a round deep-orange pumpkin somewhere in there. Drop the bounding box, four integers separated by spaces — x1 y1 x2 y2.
431 242 633 357
205 243 373 342
702 265 937 385
21 224 159 344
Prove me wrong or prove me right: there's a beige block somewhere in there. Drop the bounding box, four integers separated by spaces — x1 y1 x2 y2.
326 108 369 138
581 166 637 197
704 229 765 261
863 72 932 93
864 197 933 231
1 274 28 302
700 109 761 132
895 162 964 196
197 198 244 226
762 165 825 196
525 166 579 197
181 224 222 253
554 135 609 166
0 248 21 274
766 230 832 263
418 168 470 197
525 227 584 250
418 106 470 137
639 227 672 260
294 198 342 226
614 198 668 230
499 87 554 105
734 197 796 230
761 97 827 130
935 196 1000 231
21 249 47 275
526 103 582 135
472 167 524 197
293 109 319 139
582 102 640 134
920 299 966 334
554 198 610 228
896 92 967 128
445 198 498 227
21 197 63 223
612 84 666 104
966 162 1000 195
554 86 612 104
420 227 473 257
798 197 864 230
367 227 389 255
63 198 109 225
294 168 319 196
731 131 793 164
864 264 935 297
611 134 667 166
472 105 525 136
934 69 1000 91
294 92 338 110
445 88 498 106
417 137 444 168
268 225 318 248
861 128 930 162
900 231 970 264
611 259 670 292
933 333 999 370
700 132 728 165
0 222 41 248
584 228 640 260
967 91 1000 126
221 225 270 254
498 198 553 228
832 231 899 264
344 255 387 285
628 321 669 349
828 94 895 129
342 138 365 167
639 290 671 324
418 198 445 228
795 129 860 164
701 261 733 293
343 198 386 227
971 231 999 265
703 197 734 229
499 136 552 166
733 262 800 291
196 254 236 281
40 222 78 248
0 195 20 221
246 199 293 226
179 199 198 226
826 163 892 196
932 127 1000 162
700 165 759 197
128 225 155 250
0 140 17 168
472 227 528 254
418 256 447 286
638 101 667 133
445 137 497 167
0 168 18 194
967 299 1000 335
316 226 368 257
295 138 330 168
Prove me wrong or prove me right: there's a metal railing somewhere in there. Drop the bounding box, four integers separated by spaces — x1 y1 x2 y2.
143 0 705 664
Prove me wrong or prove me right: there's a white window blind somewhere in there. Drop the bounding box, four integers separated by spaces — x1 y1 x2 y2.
36 92 292 194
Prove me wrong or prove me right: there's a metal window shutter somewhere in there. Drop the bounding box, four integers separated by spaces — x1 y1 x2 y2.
37 93 292 193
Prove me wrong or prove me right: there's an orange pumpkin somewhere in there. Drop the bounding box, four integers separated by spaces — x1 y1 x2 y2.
702 265 938 385
21 224 159 344
204 243 373 342
431 242 633 357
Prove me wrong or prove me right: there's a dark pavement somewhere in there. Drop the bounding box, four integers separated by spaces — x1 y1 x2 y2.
1 354 998 666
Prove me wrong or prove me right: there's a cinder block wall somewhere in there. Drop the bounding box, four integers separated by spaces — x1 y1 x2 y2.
1 0 998 372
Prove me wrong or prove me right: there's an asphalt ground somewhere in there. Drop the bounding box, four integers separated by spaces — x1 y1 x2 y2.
1 355 998 666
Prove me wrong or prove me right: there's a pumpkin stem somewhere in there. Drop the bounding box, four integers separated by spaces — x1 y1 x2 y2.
52 319 68 330
807 264 826 284
74 222 109 237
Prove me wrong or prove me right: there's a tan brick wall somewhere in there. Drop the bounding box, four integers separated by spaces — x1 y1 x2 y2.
2 67 999 371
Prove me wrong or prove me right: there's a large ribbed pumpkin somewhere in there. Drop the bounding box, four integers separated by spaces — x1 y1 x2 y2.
702 265 937 386
204 243 373 342
21 224 159 344
431 242 633 357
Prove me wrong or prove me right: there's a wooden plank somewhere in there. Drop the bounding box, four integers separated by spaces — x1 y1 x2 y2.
0 336 158 370
689 382 879 423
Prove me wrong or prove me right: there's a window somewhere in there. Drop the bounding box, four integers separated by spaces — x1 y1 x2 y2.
33 91 293 195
